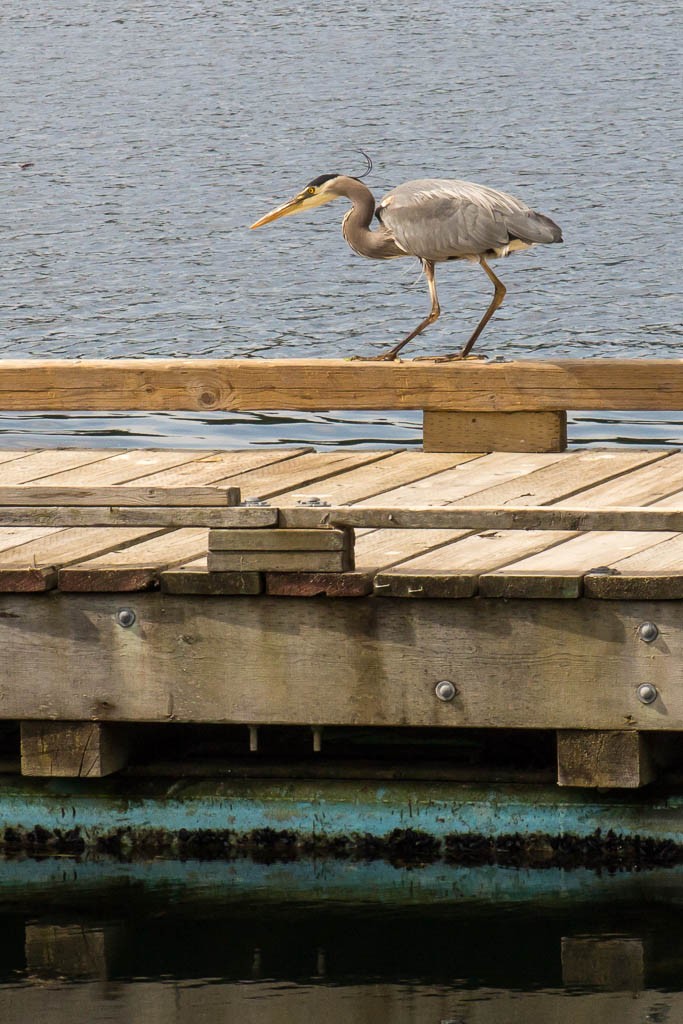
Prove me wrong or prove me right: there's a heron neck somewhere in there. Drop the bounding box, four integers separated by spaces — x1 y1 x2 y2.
336 176 400 259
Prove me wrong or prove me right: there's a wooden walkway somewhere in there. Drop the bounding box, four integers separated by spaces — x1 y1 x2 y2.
0 445 680 597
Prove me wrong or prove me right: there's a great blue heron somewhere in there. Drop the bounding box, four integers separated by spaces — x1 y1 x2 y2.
251 167 562 360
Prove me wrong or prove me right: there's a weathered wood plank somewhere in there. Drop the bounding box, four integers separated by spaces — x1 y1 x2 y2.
276 505 683 531
2 358 683 411
584 534 683 599
0 485 241 506
2 594 681 730
31 448 213 486
480 531 677 599
0 527 168 592
374 530 576 598
0 506 277 528
208 548 354 572
59 529 209 591
215 450 396 502
265 571 374 597
20 721 129 777
557 730 655 788
209 528 351 552
0 449 123 484
423 410 567 453
161 558 262 595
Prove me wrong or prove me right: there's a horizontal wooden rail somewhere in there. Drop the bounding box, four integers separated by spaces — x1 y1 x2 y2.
1 358 683 412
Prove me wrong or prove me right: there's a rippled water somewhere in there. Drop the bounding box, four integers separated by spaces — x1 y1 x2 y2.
1 0 682 445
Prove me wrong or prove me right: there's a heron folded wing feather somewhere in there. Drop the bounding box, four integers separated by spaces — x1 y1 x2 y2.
381 196 511 262
503 210 563 245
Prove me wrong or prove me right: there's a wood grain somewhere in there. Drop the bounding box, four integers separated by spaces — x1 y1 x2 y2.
423 410 567 452
2 594 682 730
1 358 683 410
557 730 655 788
20 721 129 777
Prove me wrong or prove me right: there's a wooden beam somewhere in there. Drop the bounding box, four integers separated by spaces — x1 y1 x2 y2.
0 358 683 411
557 730 655 788
20 721 129 777
0 506 277 528
2 595 682 734
0 485 241 506
276 505 683 532
423 410 567 453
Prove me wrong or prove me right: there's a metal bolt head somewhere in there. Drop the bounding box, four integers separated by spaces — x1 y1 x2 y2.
637 682 658 705
435 680 457 702
242 497 269 507
638 621 659 643
116 608 136 628
296 496 330 507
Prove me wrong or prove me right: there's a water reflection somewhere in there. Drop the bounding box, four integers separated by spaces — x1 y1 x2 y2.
1 857 683 1021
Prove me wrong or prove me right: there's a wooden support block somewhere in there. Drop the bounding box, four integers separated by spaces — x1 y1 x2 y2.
208 548 354 572
557 730 655 788
423 410 567 453
209 528 351 552
208 527 355 572
561 937 644 990
20 721 129 777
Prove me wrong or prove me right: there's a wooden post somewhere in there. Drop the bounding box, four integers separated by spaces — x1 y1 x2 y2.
423 410 567 453
20 721 129 777
557 730 655 788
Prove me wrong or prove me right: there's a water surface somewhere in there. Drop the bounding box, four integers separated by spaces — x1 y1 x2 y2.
1 0 682 446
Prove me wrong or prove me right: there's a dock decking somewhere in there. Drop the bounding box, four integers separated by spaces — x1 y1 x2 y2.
0 444 682 793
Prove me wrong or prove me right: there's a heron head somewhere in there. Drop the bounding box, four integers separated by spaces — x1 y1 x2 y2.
250 174 343 229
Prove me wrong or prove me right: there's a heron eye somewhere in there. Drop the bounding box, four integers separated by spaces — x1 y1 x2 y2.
307 187 316 195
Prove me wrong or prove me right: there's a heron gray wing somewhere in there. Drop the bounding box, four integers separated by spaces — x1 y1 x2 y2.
377 178 560 261
379 193 512 261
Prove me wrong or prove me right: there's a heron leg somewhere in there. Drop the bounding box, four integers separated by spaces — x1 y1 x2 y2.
448 257 506 360
352 260 440 361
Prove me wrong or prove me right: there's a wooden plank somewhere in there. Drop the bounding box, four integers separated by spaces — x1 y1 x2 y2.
0 506 277 527
480 531 677 599
217 450 396 501
20 721 129 777
0 485 241 506
423 410 567 453
374 529 576 598
0 528 168 591
274 451 484 505
265 571 374 597
4 594 683 729
0 449 122 483
31 447 213 486
161 558 262 596
584 534 683 599
557 730 655 788
2 358 683 411
59 528 209 591
209 528 351 552
116 446 312 487
208 548 354 572
276 505 683 531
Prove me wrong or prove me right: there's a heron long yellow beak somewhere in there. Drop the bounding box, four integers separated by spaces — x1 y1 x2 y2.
250 189 336 229
250 196 306 229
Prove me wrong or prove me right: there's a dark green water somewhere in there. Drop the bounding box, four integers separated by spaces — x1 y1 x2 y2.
1 857 683 1022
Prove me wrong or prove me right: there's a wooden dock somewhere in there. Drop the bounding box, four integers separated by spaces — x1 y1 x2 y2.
1 358 683 810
